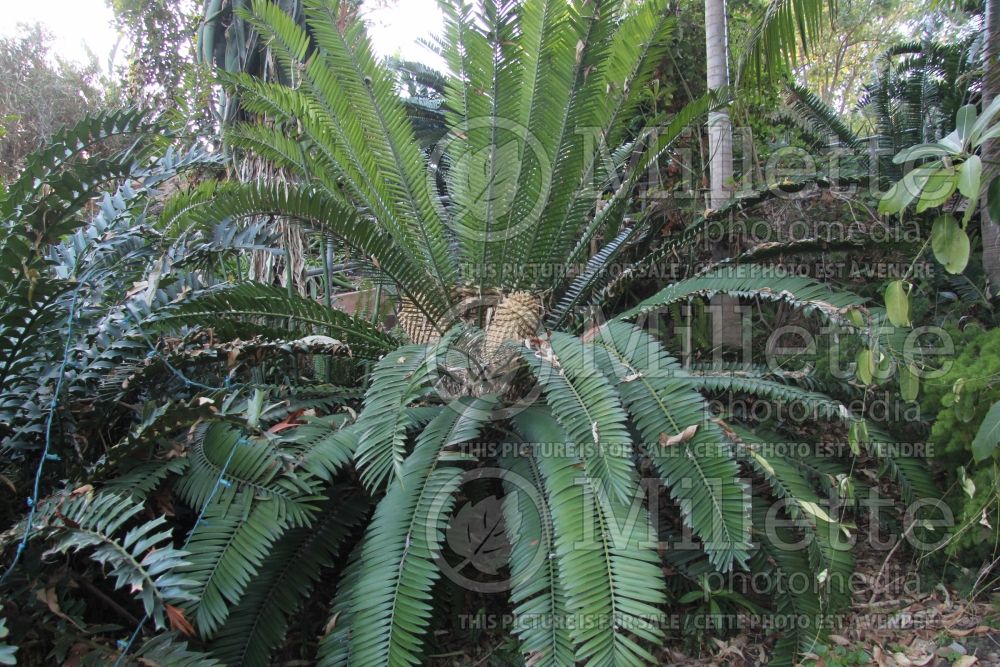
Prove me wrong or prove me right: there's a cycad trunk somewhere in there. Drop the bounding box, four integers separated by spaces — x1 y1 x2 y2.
705 0 733 210
983 0 1000 290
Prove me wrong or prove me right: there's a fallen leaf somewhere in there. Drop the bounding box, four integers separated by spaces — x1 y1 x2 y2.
954 657 978 667
659 424 698 447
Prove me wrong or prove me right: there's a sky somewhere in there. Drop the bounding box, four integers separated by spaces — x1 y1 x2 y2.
0 0 444 71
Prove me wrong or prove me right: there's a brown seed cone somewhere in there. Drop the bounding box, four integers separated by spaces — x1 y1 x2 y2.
483 291 541 364
397 298 440 344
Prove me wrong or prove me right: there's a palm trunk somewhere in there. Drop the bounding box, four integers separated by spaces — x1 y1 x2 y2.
983 0 1000 290
705 0 733 210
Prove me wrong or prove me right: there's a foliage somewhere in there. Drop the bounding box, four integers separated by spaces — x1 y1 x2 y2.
0 24 108 182
0 0 951 665
920 325 1000 558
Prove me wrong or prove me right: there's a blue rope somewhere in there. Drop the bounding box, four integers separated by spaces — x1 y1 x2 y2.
0 281 86 586
112 436 243 665
125 309 230 392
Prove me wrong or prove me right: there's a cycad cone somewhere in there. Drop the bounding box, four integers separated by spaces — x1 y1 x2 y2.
397 298 440 345
483 291 541 365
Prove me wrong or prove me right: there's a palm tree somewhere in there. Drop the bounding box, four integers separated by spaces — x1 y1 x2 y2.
704 0 733 209
983 0 1000 287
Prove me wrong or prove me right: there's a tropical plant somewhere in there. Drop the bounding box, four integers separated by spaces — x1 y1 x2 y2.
0 1 948 665
109 1 937 665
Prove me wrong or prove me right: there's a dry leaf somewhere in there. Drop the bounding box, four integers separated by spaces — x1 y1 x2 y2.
166 604 196 637
659 424 698 447
953 657 978 667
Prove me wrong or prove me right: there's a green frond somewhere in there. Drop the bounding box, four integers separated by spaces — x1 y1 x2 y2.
783 83 864 153
737 0 836 85
865 422 938 505
534 1 680 274
175 422 320 526
156 181 451 323
301 0 456 288
352 336 455 490
509 0 621 274
488 0 575 286
40 492 195 630
335 396 498 667
521 331 637 504
124 634 224 667
617 265 865 325
4 108 163 214
283 418 360 482
499 450 575 667
513 407 666 666
549 90 722 308
208 490 369 667
687 373 851 423
591 320 751 571
146 281 397 360
103 459 190 499
731 426 853 611
749 498 825 666
181 493 292 638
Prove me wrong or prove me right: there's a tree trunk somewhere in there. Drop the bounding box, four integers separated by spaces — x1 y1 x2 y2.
983 0 1000 291
705 0 733 210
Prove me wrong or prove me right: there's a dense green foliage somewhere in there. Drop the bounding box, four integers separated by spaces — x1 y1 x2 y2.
2 0 989 665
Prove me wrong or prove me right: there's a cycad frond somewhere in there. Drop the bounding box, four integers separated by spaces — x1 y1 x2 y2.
146 281 397 360
522 332 637 504
335 396 498 667
352 333 462 489
733 426 853 611
737 0 836 85
749 498 826 666
39 492 194 630
513 407 666 666
182 493 292 637
158 181 452 323
591 320 751 571
175 422 320 526
499 450 575 667
209 490 369 667
618 265 865 325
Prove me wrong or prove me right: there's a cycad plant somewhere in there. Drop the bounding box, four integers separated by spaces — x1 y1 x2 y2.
0 1 941 666
143 1 939 665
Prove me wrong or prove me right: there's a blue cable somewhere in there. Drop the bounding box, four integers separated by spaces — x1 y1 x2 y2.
0 281 85 586
125 309 230 392
112 436 243 665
